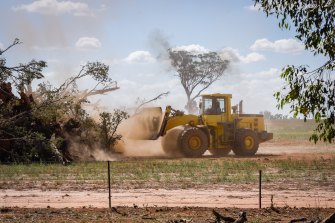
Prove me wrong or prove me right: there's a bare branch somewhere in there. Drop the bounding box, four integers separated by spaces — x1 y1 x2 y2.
80 86 120 100
135 91 170 113
0 38 22 56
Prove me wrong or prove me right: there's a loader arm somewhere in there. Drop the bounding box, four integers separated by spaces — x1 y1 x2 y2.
151 106 199 140
151 106 172 140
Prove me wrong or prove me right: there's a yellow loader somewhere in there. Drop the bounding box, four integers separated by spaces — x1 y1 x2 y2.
151 93 273 157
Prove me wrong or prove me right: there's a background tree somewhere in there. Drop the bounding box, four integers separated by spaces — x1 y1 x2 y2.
260 110 272 120
168 49 230 113
254 0 335 143
260 110 291 120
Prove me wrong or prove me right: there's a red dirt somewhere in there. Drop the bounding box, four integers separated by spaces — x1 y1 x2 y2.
1 141 335 209
1 140 335 222
2 187 335 209
1 206 335 223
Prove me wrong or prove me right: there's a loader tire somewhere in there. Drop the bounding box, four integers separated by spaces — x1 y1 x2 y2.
209 147 231 157
179 127 208 158
233 129 259 156
161 127 184 157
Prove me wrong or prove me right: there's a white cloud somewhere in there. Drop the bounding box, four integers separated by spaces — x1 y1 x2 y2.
219 48 240 62
171 44 265 64
75 37 101 49
220 47 265 64
241 52 266 63
208 68 284 114
172 44 209 54
250 38 304 53
245 3 262 11
124 51 156 64
13 0 92 16
102 58 121 66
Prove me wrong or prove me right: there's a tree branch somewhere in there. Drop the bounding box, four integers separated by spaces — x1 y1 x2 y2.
0 38 22 56
135 91 170 113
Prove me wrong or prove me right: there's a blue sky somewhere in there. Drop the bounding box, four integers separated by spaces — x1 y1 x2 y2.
0 0 326 115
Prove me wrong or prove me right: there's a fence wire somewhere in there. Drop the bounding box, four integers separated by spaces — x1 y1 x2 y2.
0 159 334 190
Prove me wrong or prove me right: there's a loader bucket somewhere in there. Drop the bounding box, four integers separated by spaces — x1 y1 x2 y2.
116 107 163 140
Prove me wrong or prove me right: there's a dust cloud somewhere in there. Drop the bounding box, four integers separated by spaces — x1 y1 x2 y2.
68 141 119 161
148 29 171 60
115 107 166 157
118 107 163 140
117 139 165 157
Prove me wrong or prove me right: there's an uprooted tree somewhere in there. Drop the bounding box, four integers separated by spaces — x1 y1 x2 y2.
168 49 230 113
0 39 126 163
254 0 335 143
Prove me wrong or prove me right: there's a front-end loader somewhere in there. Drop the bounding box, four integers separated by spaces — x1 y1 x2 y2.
152 93 273 157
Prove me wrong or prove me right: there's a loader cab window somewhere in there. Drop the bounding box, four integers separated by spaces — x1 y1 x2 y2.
202 97 225 115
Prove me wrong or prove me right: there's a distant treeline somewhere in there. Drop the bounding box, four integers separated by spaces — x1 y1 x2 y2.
259 111 297 120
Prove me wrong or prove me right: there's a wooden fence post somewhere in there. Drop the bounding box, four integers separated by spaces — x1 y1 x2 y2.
259 170 262 209
108 161 111 209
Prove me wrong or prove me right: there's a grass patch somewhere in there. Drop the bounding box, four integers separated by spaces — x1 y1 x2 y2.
266 119 317 140
1 156 334 190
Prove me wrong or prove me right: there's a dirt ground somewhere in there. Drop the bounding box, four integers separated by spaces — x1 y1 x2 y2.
1 206 335 223
1 140 335 222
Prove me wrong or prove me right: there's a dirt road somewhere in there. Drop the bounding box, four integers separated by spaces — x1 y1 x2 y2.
1 186 334 209
1 141 335 209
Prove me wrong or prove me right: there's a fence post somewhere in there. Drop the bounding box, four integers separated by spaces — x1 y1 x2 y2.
259 169 262 209
108 161 111 209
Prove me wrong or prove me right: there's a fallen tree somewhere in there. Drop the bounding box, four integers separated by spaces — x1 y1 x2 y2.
0 39 125 163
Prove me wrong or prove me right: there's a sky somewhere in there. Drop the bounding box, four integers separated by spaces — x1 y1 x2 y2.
0 0 327 115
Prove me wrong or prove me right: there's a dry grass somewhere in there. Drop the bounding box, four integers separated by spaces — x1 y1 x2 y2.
1 155 334 190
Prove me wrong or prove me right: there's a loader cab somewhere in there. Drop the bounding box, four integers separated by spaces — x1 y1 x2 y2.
202 97 225 115
200 93 232 122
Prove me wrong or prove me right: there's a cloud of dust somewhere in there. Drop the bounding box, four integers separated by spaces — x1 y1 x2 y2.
5 2 114 82
115 107 166 157
118 107 163 140
62 130 122 161
68 140 119 161
118 138 165 157
148 29 171 61
62 106 167 161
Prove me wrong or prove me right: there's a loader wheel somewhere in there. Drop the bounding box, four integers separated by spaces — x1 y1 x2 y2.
161 127 183 157
179 127 208 157
209 147 231 157
233 129 259 156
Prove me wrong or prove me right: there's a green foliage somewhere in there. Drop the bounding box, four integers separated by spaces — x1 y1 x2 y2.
0 39 120 163
0 40 54 163
0 39 46 91
85 62 110 82
255 0 335 143
168 49 229 113
99 110 129 151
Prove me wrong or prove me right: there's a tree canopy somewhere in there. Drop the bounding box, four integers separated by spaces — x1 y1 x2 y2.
168 49 229 113
254 0 335 143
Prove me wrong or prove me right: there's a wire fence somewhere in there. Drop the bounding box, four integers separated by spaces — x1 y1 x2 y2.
0 159 334 208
